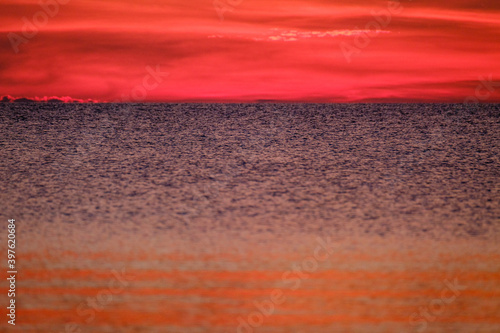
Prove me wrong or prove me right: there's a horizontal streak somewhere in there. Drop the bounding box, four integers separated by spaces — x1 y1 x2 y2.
16 287 500 298
19 269 500 282
16 251 500 264
17 308 500 326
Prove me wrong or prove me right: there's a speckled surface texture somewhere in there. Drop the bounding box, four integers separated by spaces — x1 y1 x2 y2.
0 103 499 332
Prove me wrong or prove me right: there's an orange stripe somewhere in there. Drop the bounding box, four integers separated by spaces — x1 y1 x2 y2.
12 297 500 317
16 287 500 298
17 308 500 326
19 268 500 282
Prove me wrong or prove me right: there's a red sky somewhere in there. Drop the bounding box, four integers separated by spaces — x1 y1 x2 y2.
1 0 500 102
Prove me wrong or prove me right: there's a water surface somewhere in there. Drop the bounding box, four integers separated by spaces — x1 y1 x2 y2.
0 103 499 332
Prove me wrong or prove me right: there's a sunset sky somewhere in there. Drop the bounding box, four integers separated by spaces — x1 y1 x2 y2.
1 0 500 102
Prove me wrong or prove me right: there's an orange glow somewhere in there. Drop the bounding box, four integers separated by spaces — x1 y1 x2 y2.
1 0 499 102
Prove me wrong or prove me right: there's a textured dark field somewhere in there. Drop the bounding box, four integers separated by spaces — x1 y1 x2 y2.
0 103 499 332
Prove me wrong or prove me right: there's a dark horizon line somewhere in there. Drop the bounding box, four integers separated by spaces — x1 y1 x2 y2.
2 95 500 104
